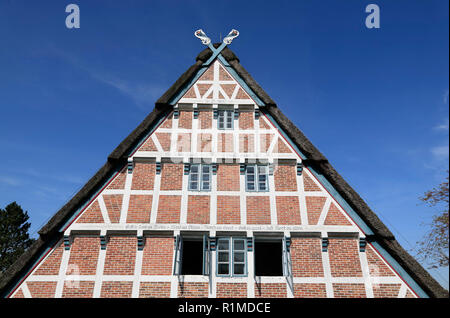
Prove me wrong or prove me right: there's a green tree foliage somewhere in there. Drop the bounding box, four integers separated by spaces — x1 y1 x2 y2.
0 202 35 273
417 173 449 269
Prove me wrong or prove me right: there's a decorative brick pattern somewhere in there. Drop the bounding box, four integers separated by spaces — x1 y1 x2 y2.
303 174 321 191
127 195 152 223
178 111 192 129
273 137 292 153
198 133 212 152
291 238 324 277
373 284 401 298
27 282 57 298
328 239 363 277
198 111 212 129
239 112 254 130
156 132 171 151
254 283 287 298
239 134 254 153
274 165 297 191
76 200 104 224
236 87 250 99
217 195 240 224
276 196 301 225
333 283 366 298
305 196 327 225
141 237 173 275
197 84 212 97
33 242 64 275
260 134 274 153
66 236 99 275
293 283 327 298
217 164 240 191
160 164 183 191
131 162 155 190
62 281 95 298
366 245 396 276
218 133 233 152
187 195 210 224
199 65 214 81
12 289 24 298
324 203 352 226
216 283 247 298
221 84 236 97
156 195 181 223
219 64 233 81
103 236 136 275
103 194 123 223
247 196 271 224
100 281 133 298
139 282 171 298
107 168 126 189
259 117 271 129
178 282 209 298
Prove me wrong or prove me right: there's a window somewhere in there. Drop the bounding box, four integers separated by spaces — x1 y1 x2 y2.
188 164 211 191
218 110 233 130
245 165 269 191
217 237 247 276
173 235 211 276
254 240 283 276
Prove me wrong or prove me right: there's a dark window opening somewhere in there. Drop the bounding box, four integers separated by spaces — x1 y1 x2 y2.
181 240 203 275
254 241 283 276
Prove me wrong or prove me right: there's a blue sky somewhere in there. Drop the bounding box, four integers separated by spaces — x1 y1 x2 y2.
0 1 448 289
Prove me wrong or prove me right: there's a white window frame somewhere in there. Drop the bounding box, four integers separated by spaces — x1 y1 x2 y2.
217 110 234 130
245 165 269 192
188 164 211 191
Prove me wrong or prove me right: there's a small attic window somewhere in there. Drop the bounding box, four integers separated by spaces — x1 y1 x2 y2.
218 110 233 130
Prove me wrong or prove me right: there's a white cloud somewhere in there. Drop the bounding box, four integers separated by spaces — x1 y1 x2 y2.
434 118 449 132
444 89 449 105
0 176 22 186
431 145 449 160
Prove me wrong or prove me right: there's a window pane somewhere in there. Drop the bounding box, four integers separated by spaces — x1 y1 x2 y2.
233 252 245 263
234 264 244 275
201 182 210 191
247 166 255 174
202 165 210 173
191 165 199 173
233 240 245 250
189 182 198 190
191 174 198 181
259 183 267 191
218 252 229 262
218 264 229 275
247 183 255 191
218 240 229 250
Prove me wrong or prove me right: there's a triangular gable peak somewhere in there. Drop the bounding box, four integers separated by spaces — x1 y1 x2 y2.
178 60 253 105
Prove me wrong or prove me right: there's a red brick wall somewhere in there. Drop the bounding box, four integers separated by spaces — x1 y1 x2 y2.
139 136 158 151
33 241 64 275
27 282 57 298
217 164 240 191
139 282 171 298
276 196 301 225
103 236 136 275
259 117 271 129
141 237 173 275
217 195 240 224
216 283 247 298
107 168 126 189
156 195 181 223
305 196 327 225
127 195 152 223
366 245 395 276
177 133 191 152
291 238 324 277
198 111 212 129
160 113 173 129
100 281 133 298
324 203 351 226
156 132 171 151
62 281 95 298
333 283 366 298
239 134 254 153
218 133 233 152
254 283 286 298
178 282 209 298
187 195 210 224
274 165 297 191
103 194 123 223
66 236 99 275
76 200 104 224
131 162 155 190
303 174 321 191
293 283 327 298
328 239 363 277
178 111 192 129
260 134 274 153
273 138 292 153
160 164 183 191
247 196 271 224
373 284 401 298
198 133 212 152
239 112 254 130
12 289 24 298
